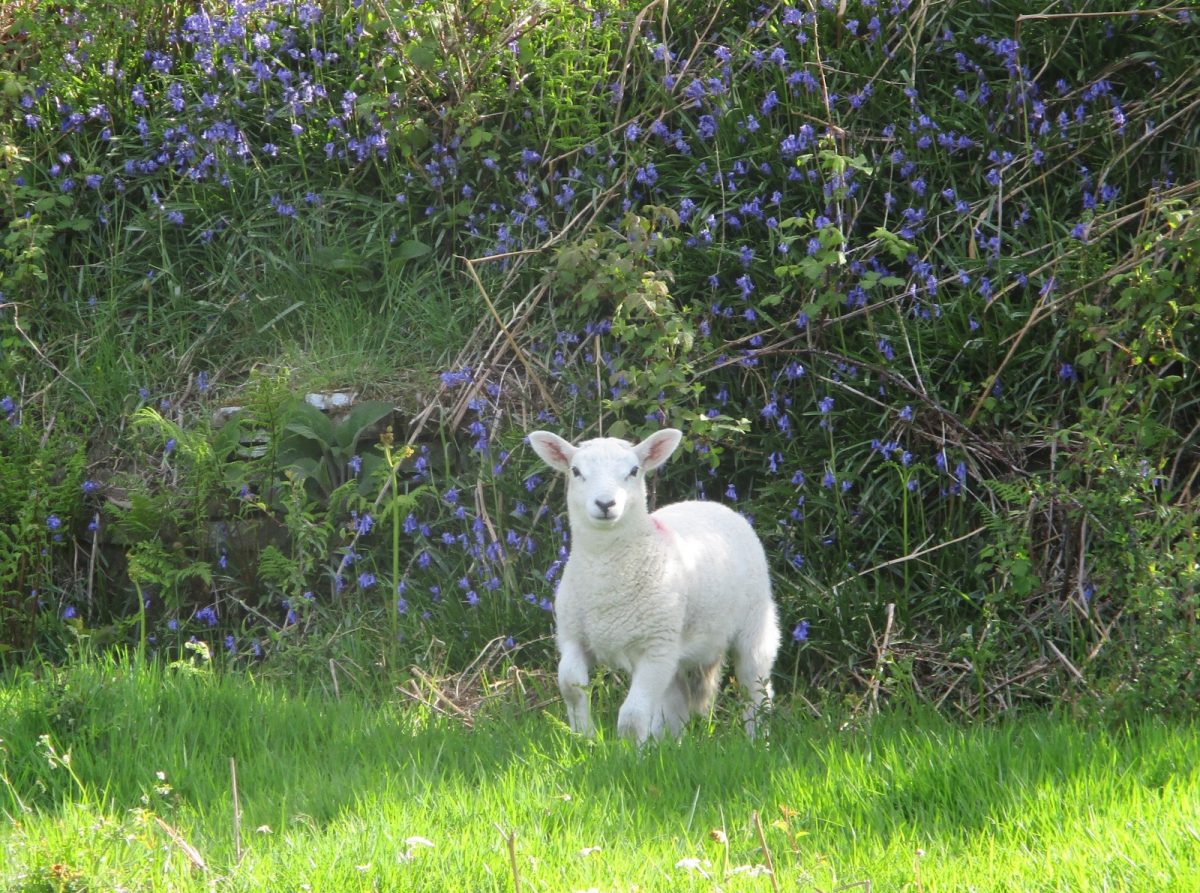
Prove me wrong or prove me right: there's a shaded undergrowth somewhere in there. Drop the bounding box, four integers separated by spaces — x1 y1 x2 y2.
0 1 1198 715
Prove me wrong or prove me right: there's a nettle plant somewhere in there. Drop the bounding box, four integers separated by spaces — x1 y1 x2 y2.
90 370 564 665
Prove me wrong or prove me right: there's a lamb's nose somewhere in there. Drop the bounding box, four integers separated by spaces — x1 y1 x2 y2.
595 499 617 517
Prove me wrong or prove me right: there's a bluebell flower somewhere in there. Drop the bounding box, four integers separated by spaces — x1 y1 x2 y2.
441 368 473 387
792 620 810 642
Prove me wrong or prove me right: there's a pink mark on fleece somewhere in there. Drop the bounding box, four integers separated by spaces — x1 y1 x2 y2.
652 516 670 538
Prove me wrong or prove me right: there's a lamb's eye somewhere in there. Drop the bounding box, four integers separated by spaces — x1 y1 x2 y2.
629 466 640 478
571 467 582 479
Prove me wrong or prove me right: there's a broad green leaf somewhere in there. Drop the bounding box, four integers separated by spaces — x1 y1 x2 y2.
396 239 431 261
335 400 395 452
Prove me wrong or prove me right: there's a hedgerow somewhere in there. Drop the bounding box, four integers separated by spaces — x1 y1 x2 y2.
1 0 1197 714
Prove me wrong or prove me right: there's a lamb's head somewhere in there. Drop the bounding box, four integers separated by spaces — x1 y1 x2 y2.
528 428 683 532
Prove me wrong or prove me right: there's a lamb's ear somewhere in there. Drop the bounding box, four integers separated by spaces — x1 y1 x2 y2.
527 431 577 473
634 428 683 472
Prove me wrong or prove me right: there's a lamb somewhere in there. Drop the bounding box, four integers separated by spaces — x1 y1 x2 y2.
528 427 780 744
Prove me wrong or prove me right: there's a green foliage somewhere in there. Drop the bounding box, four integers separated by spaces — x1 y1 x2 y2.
277 398 394 498
0 412 85 656
5 0 1200 716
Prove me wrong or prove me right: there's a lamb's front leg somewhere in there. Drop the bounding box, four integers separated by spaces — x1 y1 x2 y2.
617 654 679 744
558 639 595 737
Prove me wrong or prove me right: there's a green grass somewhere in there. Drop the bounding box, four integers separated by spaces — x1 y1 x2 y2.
3 658 1198 891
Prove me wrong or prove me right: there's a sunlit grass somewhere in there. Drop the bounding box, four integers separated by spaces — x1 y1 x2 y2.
3 658 1197 891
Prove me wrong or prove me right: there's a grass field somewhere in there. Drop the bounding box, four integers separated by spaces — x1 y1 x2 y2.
2 657 1198 892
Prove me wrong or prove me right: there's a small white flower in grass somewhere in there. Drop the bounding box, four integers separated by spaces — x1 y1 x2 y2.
399 836 436 862
729 864 771 877
255 825 273 834
675 857 713 876
578 846 602 857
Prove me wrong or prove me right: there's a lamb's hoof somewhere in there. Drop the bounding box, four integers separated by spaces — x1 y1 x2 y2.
616 707 650 744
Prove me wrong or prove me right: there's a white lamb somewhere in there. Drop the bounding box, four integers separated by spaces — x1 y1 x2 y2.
528 427 780 744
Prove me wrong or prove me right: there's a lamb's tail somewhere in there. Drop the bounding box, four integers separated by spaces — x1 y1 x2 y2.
679 660 723 716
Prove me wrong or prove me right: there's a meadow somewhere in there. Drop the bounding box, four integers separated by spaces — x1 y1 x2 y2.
3 657 1200 892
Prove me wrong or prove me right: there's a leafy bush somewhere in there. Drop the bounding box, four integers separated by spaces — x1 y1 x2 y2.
0 404 86 656
2 0 1198 715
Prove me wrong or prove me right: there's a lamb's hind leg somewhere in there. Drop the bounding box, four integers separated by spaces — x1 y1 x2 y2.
682 659 723 718
558 639 595 737
651 660 720 740
649 676 690 740
732 607 780 737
